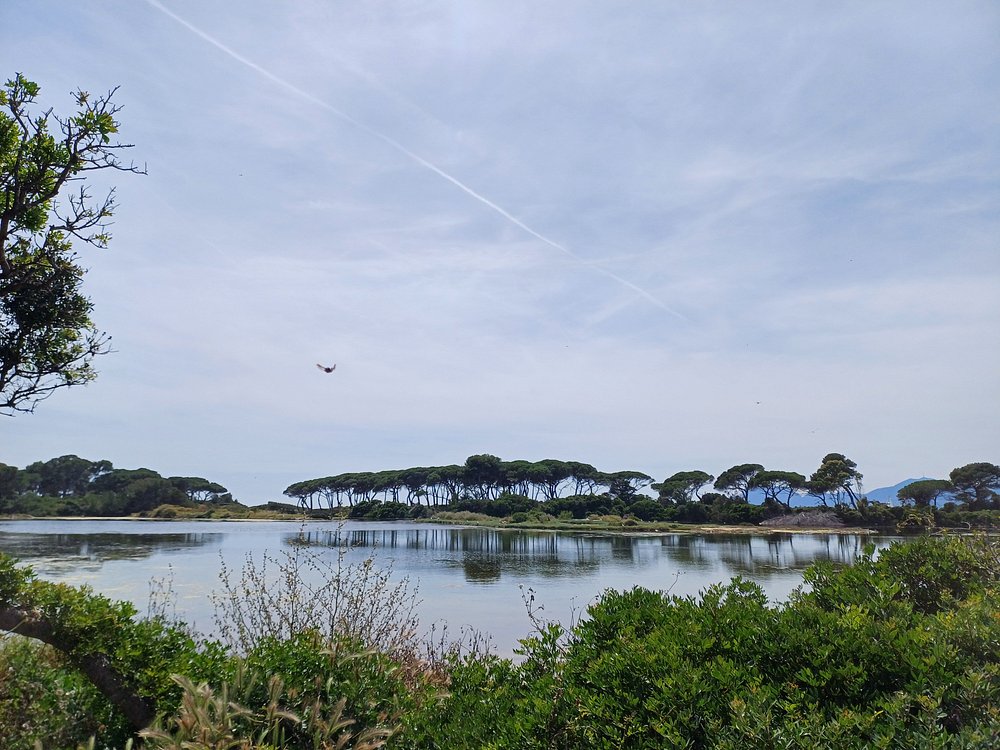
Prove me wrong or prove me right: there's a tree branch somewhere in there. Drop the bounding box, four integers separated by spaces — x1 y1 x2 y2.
0 604 156 730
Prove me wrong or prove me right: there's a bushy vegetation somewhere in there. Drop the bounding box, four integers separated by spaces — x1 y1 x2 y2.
5 454 999 531
283 453 1000 531
0 454 238 516
398 534 1000 749
1 535 999 748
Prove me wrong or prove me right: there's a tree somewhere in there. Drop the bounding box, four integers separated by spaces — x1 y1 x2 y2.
89 467 161 495
0 462 18 500
606 470 653 502
713 464 764 502
463 454 504 500
121 476 186 514
749 470 806 509
807 453 863 508
652 470 714 505
167 476 229 504
629 498 666 521
22 454 110 497
897 479 953 508
401 467 430 505
534 459 575 501
1 73 141 414
949 462 1000 510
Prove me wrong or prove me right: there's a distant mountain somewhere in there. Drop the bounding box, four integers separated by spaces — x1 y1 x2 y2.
750 477 937 507
865 478 934 504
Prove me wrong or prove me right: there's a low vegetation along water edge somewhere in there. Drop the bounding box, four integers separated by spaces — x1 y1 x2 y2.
1 534 999 748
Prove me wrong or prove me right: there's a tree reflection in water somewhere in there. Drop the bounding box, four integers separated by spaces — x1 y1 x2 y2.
286 527 884 585
0 521 899 656
0 531 220 572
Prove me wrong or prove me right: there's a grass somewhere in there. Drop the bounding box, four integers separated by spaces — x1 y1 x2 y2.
422 511 848 535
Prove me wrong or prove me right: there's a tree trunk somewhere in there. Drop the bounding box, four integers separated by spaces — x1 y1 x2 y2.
0 604 156 731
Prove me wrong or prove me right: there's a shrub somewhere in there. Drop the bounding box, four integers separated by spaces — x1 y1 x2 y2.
668 501 710 524
628 498 666 521
4 536 999 749
0 636 114 749
542 494 613 519
399 536 1000 748
0 553 229 746
708 499 766 525
212 541 420 659
144 671 398 750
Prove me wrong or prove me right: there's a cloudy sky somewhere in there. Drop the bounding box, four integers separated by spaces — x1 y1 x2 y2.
2 1 998 502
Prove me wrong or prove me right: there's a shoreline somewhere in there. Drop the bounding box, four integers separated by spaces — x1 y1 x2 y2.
0 514 879 535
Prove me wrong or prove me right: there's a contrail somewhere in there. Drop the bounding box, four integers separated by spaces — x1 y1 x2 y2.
144 0 686 319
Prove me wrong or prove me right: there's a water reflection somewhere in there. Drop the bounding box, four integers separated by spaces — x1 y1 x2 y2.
289 527 878 585
0 520 898 656
0 531 220 568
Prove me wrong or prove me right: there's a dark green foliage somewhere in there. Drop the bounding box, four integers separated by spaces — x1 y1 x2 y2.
167 475 230 503
802 536 996 615
349 499 412 520
665 499 710 523
1 74 143 414
748 469 806 508
713 464 764 502
235 632 415 742
705 497 769 524
542 493 612 519
899 478 955 508
397 536 1000 749
1 455 239 516
949 462 1000 510
3 538 1000 748
0 636 117 749
936 508 1000 529
283 457 652 512
807 452 864 508
834 499 898 528
1 553 229 745
449 492 539 518
652 470 714 505
628 497 667 521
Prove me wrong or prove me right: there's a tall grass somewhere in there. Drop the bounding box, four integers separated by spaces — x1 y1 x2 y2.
211 535 420 660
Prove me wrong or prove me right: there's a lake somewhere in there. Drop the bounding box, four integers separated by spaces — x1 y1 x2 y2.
0 520 895 655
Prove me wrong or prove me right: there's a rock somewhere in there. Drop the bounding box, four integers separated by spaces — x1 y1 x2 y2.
759 510 845 528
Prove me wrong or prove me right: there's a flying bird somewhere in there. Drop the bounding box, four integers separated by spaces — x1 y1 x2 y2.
316 363 336 373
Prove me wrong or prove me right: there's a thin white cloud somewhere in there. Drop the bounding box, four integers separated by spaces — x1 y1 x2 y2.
143 0 686 319
3 0 997 502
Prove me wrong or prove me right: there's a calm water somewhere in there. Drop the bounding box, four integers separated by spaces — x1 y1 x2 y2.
0 520 895 655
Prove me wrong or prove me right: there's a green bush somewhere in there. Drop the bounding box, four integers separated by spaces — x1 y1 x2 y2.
542 494 613 519
667 500 710 523
0 636 116 749
397 536 1000 749
231 632 414 746
936 508 1000 529
628 498 666 521
0 553 229 747
708 498 766 525
3 538 999 749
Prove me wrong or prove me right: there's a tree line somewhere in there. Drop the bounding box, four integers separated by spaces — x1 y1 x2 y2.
0 454 232 516
283 455 654 509
284 452 1000 518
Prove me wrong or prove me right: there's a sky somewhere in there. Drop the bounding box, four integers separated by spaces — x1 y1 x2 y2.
2 1 998 503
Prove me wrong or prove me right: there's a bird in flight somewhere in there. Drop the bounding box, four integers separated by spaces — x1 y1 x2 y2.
316 363 337 373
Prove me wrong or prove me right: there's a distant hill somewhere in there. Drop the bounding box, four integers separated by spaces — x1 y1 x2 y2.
756 478 937 507
866 478 934 504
